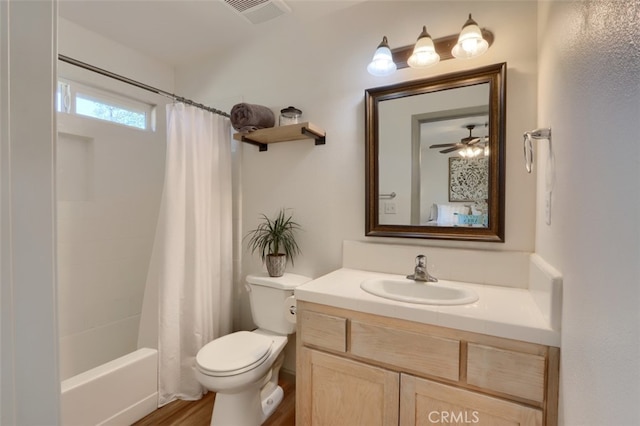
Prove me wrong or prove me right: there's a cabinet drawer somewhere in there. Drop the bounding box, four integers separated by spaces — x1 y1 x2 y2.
300 310 347 353
467 343 546 403
350 320 459 381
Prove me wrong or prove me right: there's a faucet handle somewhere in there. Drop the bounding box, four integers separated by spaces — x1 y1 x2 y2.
415 254 427 267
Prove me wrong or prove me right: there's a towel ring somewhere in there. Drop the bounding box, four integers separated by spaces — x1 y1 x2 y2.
523 128 551 173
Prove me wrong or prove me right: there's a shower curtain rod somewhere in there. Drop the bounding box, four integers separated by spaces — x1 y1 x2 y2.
58 54 231 118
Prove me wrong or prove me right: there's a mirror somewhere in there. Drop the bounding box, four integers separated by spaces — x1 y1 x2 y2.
365 63 506 241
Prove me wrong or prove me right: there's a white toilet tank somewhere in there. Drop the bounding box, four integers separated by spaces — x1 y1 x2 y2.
246 272 311 335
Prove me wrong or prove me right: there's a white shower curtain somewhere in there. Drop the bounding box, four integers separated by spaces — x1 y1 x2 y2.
142 103 233 406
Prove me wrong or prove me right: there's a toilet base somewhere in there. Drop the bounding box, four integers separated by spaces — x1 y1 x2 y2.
209 383 284 426
261 384 284 423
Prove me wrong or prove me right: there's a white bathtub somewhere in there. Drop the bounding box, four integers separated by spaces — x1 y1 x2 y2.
61 348 158 426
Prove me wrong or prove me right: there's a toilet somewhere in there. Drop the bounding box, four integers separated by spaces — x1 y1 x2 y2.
195 272 310 426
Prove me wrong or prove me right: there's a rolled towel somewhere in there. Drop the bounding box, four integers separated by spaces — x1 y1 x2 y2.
230 103 275 132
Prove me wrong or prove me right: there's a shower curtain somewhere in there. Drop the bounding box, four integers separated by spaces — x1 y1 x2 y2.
140 103 233 406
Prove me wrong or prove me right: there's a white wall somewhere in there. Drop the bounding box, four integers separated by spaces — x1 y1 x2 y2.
536 1 640 424
175 1 538 332
58 18 174 92
1 1 60 424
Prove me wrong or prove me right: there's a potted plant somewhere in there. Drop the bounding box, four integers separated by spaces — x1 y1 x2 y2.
246 208 302 277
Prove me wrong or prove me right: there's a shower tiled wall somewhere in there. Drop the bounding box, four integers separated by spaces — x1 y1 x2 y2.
56 114 165 380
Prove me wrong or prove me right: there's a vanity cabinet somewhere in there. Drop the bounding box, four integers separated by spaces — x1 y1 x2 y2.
296 301 559 426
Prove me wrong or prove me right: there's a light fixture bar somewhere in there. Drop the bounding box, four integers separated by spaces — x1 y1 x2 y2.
391 29 494 69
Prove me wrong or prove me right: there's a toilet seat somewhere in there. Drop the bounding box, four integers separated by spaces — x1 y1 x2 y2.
196 331 273 377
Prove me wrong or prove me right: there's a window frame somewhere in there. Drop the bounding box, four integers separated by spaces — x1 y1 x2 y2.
56 78 156 131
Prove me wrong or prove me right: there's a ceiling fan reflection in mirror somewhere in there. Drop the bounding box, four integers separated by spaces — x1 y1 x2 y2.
429 124 488 157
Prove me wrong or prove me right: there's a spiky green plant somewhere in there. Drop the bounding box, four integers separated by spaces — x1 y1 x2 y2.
246 208 302 265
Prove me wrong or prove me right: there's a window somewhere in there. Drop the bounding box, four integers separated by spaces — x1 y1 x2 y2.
75 94 147 130
57 79 155 131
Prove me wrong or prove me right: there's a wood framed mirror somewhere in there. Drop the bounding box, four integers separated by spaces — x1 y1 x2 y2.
365 63 506 241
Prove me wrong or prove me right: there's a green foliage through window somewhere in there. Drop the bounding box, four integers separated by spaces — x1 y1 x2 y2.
76 95 146 130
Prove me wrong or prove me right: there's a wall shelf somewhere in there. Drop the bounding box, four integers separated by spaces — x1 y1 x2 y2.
233 122 326 152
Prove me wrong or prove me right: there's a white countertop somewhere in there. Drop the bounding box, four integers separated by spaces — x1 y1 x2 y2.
295 268 561 347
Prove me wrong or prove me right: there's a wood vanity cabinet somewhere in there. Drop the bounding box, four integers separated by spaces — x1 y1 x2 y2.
296 301 560 426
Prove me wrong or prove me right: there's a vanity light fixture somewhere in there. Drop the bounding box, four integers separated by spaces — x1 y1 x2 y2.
407 26 440 69
367 36 397 77
367 14 493 76
451 14 489 59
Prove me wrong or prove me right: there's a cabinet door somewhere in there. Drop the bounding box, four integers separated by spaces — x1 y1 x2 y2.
400 374 542 426
297 347 399 426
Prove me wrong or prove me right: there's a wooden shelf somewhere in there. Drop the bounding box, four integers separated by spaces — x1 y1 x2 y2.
233 122 326 152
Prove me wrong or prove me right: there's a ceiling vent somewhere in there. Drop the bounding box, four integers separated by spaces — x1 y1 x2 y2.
223 0 291 25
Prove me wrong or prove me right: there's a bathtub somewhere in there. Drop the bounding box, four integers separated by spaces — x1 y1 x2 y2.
61 348 158 425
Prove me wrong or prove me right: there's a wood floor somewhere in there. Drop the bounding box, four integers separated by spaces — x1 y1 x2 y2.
133 373 295 426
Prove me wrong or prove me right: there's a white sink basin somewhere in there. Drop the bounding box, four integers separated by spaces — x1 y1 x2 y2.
360 278 479 306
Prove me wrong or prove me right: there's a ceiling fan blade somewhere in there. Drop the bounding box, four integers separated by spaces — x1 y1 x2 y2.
432 127 487 154
429 143 457 149
440 145 464 154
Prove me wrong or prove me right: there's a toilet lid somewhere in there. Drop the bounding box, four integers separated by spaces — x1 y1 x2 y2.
196 331 273 377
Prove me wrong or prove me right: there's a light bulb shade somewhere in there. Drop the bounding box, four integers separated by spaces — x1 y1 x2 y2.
452 14 489 59
408 26 440 68
459 146 484 158
367 36 397 76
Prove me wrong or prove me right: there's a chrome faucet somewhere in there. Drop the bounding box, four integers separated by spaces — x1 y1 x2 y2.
406 254 438 282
